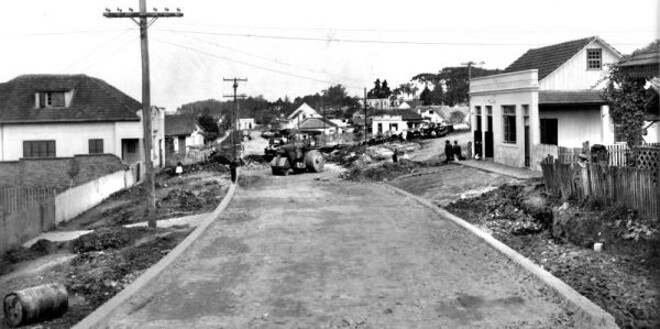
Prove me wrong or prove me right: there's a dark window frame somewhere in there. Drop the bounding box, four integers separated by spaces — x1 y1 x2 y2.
88 139 104 154
502 105 517 144
587 48 602 70
23 140 56 158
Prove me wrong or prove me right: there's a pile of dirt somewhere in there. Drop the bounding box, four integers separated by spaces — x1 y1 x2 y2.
323 142 421 168
71 227 152 253
448 184 551 236
67 228 191 308
323 144 368 167
160 189 205 212
447 184 660 328
341 159 426 182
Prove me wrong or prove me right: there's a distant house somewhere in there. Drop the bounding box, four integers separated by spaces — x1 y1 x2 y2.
298 117 341 135
470 36 622 169
238 117 255 130
415 105 446 124
164 114 206 154
397 100 422 110
286 103 321 129
371 109 424 135
363 98 399 110
0 74 165 167
618 41 660 143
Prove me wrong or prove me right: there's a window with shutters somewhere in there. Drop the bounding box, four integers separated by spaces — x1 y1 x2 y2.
88 139 104 154
23 140 56 158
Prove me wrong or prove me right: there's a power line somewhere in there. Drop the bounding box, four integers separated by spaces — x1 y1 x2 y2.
13 29 133 37
155 28 646 47
152 38 364 90
172 22 657 35
161 30 364 84
60 29 134 72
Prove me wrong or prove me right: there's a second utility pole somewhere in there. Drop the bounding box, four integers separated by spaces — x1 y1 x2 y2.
104 1 183 228
223 77 247 183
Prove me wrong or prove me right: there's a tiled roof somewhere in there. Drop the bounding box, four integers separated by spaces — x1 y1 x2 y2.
0 74 140 123
373 109 424 121
165 114 202 136
298 117 338 130
538 90 606 105
620 40 660 67
504 37 596 80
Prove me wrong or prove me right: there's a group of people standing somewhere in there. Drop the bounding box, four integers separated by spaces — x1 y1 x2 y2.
444 140 464 163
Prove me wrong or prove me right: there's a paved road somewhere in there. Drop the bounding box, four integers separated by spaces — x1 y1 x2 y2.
98 170 577 329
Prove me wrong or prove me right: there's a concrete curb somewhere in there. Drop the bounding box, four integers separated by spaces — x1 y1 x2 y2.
381 184 619 329
72 170 240 329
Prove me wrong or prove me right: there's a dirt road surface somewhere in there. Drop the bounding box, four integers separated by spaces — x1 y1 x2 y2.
390 164 522 207
95 168 579 329
410 131 472 162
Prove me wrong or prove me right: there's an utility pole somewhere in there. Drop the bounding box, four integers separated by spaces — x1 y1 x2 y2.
223 78 247 183
104 1 183 228
363 87 368 144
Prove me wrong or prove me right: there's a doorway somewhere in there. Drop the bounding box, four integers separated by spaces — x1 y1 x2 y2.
485 106 494 158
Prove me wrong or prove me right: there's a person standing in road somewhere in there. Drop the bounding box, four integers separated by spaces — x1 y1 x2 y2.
443 140 453 164
453 140 464 161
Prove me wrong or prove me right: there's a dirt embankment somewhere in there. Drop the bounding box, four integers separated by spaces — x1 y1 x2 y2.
447 184 660 329
0 226 193 329
59 163 229 230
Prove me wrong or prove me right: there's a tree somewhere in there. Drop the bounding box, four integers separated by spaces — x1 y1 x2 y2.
430 84 445 105
367 79 382 98
380 80 392 98
419 86 432 105
198 114 220 141
602 62 650 147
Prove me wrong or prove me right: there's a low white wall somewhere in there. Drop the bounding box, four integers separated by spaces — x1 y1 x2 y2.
55 169 137 224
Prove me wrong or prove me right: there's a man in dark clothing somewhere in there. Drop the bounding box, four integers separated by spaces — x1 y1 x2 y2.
443 140 453 163
453 140 463 161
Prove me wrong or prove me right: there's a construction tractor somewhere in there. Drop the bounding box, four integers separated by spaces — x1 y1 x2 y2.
270 131 325 175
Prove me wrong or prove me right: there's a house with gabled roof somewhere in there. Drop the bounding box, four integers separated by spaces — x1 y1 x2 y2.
469 36 623 170
371 109 425 135
286 103 321 129
164 114 207 154
0 74 165 167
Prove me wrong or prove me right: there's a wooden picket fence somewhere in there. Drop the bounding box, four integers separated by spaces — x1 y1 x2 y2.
541 157 658 218
0 186 57 214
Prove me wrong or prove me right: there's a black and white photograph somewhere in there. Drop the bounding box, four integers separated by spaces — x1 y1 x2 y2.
0 1 659 328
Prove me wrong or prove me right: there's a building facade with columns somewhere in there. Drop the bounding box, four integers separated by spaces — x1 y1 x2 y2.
469 36 622 170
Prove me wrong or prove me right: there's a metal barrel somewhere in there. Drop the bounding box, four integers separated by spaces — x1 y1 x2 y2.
3 283 68 327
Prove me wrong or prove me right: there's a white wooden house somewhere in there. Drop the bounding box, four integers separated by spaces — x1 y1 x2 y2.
286 103 321 129
469 36 623 170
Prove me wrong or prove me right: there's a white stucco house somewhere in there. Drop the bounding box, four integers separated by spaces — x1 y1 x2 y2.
164 114 207 154
286 103 321 129
469 36 623 170
0 74 165 167
238 117 255 130
371 109 424 135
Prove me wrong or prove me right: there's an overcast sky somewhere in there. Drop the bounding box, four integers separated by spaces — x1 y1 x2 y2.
1 0 658 111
